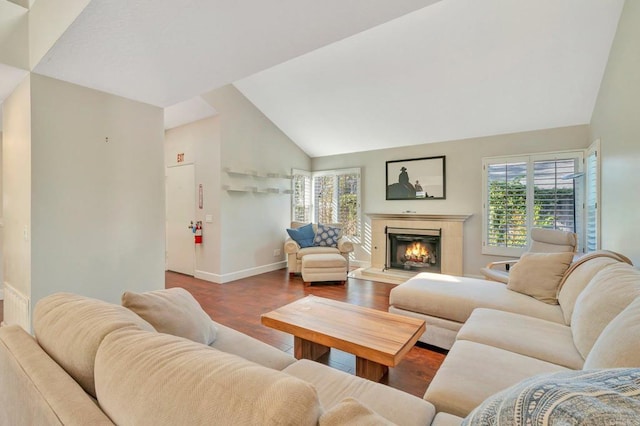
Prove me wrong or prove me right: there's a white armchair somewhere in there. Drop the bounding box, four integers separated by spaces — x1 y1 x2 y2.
481 227 578 283
284 222 354 276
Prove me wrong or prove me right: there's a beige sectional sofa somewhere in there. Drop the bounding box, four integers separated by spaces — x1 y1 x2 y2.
0 289 435 425
389 251 640 419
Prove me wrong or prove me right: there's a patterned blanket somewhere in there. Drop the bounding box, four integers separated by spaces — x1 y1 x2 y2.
463 369 640 426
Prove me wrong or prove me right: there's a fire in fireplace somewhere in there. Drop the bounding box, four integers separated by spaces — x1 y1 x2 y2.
386 227 441 273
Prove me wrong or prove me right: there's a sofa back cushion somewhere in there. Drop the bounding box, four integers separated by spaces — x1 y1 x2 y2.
33 293 154 397
571 263 640 359
95 328 322 425
584 296 640 369
558 252 630 325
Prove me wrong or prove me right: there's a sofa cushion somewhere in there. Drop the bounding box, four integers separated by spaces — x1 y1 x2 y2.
209 321 296 370
571 263 640 359
389 272 565 325
462 369 640 426
506 252 574 304
95 328 321 425
423 340 568 418
314 223 341 247
557 254 625 325
284 359 435 426
297 246 340 259
584 296 640 369
319 398 395 426
122 287 217 345
456 308 584 369
33 292 154 398
287 222 316 248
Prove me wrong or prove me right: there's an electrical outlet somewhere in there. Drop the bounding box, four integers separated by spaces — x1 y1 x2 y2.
273 248 281 257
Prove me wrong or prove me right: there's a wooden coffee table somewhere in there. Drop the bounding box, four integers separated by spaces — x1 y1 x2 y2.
260 295 425 382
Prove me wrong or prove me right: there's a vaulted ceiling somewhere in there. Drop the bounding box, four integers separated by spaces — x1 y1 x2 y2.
0 0 626 157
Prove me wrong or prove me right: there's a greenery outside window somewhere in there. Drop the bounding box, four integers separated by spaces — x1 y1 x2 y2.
291 168 361 239
483 151 584 256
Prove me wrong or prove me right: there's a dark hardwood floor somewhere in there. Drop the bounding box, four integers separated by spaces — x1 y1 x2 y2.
166 269 446 398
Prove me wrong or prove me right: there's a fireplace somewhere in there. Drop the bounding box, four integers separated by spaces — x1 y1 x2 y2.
386 227 441 274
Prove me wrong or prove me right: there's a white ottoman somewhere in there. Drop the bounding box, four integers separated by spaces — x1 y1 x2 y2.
301 253 348 287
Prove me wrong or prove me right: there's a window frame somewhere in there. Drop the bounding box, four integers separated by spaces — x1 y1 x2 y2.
482 150 584 257
291 167 362 240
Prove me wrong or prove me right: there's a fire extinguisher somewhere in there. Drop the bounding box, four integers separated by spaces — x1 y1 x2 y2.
192 221 203 244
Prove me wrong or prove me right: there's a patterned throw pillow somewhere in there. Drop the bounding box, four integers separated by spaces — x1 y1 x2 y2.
463 368 640 426
314 223 341 247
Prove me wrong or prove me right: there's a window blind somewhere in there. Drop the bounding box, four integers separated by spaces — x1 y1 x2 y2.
291 170 311 223
486 160 528 249
483 152 583 256
585 145 599 252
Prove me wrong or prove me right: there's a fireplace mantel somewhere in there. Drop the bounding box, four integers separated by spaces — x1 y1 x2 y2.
365 213 472 278
367 213 471 222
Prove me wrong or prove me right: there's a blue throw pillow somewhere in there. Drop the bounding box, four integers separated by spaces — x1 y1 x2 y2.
286 223 315 248
314 224 341 248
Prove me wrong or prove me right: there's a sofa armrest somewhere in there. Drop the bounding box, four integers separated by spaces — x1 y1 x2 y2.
485 259 518 270
284 237 301 254
338 237 354 254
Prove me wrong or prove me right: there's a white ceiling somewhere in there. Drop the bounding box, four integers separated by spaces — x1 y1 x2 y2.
2 0 625 157
33 0 440 107
236 0 625 157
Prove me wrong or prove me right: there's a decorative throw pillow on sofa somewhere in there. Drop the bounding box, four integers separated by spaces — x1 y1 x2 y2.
507 251 574 304
314 223 341 247
463 369 640 426
122 287 217 345
286 222 316 248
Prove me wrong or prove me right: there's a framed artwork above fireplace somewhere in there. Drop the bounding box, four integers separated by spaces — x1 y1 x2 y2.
386 155 445 200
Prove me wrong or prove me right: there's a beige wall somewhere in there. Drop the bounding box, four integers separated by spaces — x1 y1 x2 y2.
201 85 311 280
28 0 90 68
2 75 31 302
28 74 165 307
312 125 590 276
0 1 28 69
165 116 222 279
0 130 3 297
590 0 640 267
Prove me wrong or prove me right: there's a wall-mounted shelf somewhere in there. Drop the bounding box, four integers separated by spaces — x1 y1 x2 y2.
223 167 292 194
223 167 292 180
222 185 292 194
222 185 258 193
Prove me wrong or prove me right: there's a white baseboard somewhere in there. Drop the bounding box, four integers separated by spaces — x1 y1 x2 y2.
195 261 287 284
349 260 370 268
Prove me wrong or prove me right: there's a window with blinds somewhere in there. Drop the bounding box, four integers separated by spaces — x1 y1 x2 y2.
485 159 528 250
292 168 361 238
585 141 600 252
483 152 582 256
291 170 311 223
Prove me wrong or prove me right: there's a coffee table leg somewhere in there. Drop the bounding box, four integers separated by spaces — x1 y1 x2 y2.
294 336 330 360
356 357 389 382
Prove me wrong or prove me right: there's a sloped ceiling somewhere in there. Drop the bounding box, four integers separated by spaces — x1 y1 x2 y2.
235 0 625 156
2 0 626 156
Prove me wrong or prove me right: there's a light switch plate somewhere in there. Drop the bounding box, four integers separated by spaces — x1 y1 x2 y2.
205 215 213 223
